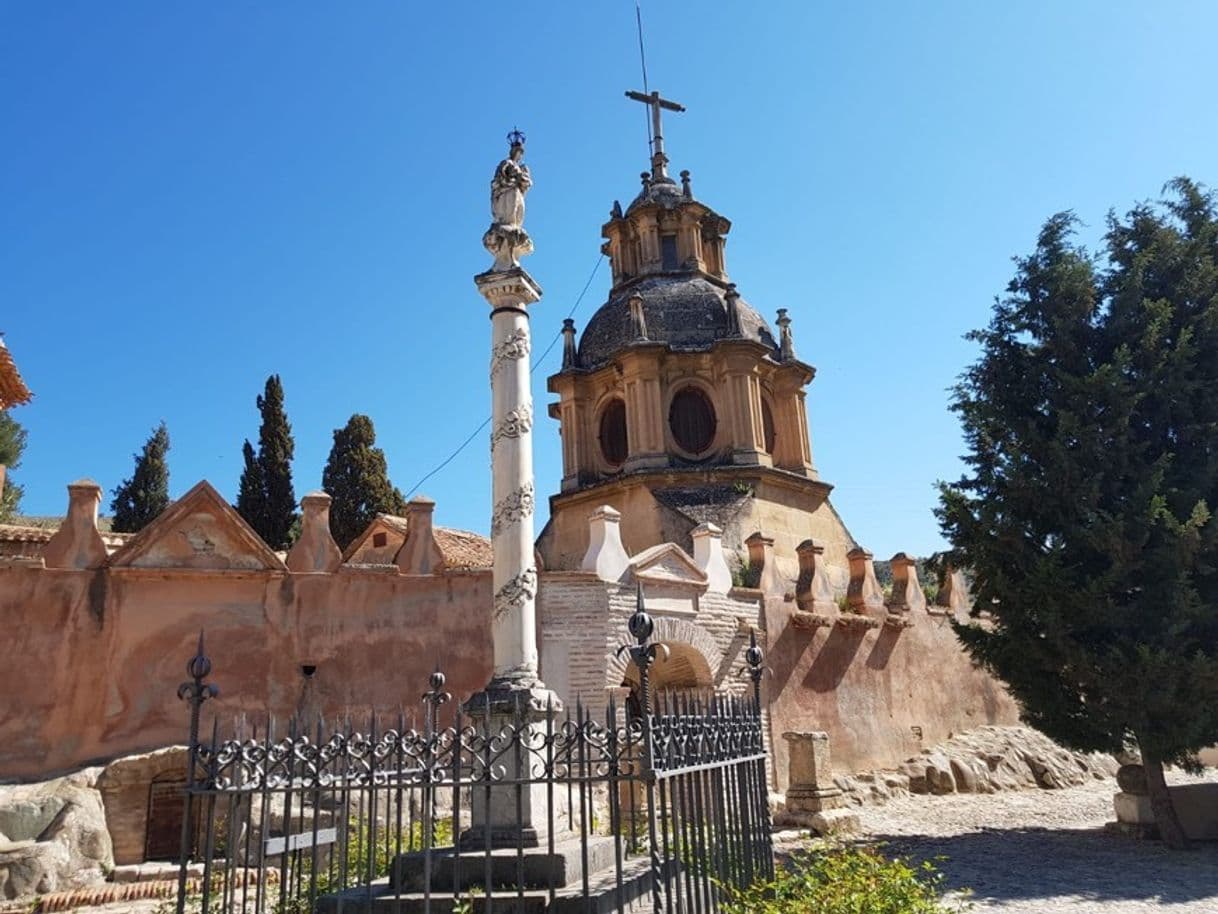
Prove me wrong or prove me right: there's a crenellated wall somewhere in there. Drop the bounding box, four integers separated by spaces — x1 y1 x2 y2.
0 478 1016 799
0 480 498 781
753 537 1018 786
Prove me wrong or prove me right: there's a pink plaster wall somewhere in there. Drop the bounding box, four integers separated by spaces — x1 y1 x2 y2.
0 564 493 780
762 595 1019 787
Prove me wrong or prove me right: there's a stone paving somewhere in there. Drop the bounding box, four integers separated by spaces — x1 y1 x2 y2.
853 774 1218 913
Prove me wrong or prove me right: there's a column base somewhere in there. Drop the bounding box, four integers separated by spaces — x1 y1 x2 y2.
462 675 562 716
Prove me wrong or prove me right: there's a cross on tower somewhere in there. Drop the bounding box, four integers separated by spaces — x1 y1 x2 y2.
626 89 685 182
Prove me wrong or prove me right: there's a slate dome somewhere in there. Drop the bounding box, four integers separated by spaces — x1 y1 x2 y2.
577 275 778 369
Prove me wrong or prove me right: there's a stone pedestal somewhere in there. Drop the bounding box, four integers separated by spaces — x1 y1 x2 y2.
459 685 561 850
776 731 859 835
783 731 843 813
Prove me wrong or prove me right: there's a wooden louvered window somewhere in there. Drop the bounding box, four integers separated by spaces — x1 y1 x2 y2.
669 387 716 455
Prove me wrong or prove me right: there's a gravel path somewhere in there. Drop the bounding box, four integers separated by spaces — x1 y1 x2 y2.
850 775 1218 913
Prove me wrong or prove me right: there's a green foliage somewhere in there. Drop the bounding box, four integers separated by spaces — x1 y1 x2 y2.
236 375 297 549
722 845 966 914
322 414 405 549
0 409 27 521
111 422 170 533
273 817 453 914
937 179 1218 837
732 554 761 589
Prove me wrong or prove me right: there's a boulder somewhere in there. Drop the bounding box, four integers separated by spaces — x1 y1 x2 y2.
0 772 112 901
897 726 1115 796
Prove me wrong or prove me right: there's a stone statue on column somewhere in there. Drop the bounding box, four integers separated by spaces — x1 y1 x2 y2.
466 130 559 850
484 130 534 271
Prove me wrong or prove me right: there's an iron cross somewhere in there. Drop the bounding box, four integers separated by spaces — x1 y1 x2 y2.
626 89 685 180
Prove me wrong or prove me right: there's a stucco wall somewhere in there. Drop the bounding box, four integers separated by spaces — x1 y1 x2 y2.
761 594 1019 788
539 473 855 593
0 563 494 781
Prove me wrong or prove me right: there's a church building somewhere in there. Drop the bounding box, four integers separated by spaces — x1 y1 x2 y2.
540 92 854 590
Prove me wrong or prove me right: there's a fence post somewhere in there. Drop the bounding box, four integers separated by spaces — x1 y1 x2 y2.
616 581 668 914
743 628 774 879
175 631 219 914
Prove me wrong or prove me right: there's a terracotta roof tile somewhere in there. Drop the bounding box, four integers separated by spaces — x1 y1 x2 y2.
366 514 493 570
433 526 493 570
0 521 133 550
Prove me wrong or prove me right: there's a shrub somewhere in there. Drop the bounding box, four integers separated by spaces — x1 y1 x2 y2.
722 844 968 914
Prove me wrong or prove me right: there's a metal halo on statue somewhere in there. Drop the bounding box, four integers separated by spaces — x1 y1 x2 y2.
507 127 526 148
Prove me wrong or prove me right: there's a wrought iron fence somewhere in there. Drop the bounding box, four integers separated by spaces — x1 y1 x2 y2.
174 597 773 913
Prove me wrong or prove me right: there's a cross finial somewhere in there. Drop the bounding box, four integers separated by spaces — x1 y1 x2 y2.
625 89 686 182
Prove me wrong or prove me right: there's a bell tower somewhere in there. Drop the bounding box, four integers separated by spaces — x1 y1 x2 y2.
539 92 856 590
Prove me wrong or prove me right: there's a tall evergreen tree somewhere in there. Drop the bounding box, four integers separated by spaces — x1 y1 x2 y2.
235 375 297 548
321 414 405 548
235 439 264 529
0 410 28 521
938 179 1218 849
111 422 171 533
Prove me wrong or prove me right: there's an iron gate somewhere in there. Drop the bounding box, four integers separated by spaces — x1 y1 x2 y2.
174 603 773 913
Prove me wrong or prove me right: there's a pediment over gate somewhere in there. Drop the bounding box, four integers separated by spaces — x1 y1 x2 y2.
627 543 708 592
108 480 286 572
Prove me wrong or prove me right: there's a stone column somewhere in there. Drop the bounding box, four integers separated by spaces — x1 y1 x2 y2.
462 133 560 851
479 267 544 689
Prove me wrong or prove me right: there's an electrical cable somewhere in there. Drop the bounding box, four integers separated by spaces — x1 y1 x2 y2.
404 253 604 498
635 0 653 151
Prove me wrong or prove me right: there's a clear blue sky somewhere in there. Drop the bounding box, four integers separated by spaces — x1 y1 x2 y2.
2 2 1215 556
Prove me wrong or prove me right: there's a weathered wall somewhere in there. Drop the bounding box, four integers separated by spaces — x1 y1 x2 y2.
538 472 855 592
0 562 494 781
761 594 1019 788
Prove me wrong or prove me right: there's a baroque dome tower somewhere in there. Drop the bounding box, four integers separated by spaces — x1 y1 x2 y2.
539 92 856 587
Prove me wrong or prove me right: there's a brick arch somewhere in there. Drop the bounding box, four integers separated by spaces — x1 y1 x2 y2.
605 616 725 688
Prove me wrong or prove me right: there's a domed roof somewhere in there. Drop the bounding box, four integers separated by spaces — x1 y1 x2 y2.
626 176 687 213
577 276 778 369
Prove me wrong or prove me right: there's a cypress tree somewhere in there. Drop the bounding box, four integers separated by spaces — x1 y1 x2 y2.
938 180 1218 849
0 410 28 522
111 422 171 533
235 375 297 548
235 439 264 531
321 414 406 549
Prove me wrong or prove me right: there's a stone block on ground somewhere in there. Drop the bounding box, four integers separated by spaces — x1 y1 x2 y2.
773 806 860 836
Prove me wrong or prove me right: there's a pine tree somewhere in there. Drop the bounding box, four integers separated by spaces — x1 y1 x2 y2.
111 422 171 533
321 414 406 549
938 179 1218 849
235 375 297 548
0 410 28 521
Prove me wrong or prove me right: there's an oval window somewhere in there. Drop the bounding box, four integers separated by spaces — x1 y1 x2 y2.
669 387 716 455
599 399 628 467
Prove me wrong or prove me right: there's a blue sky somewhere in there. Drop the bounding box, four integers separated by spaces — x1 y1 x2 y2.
2 2 1215 556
